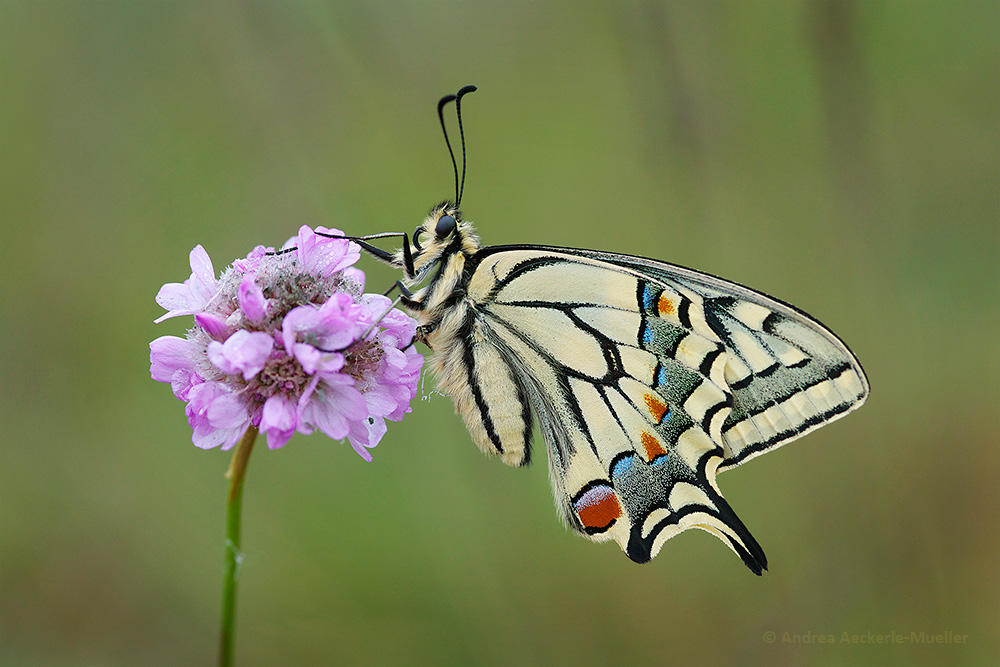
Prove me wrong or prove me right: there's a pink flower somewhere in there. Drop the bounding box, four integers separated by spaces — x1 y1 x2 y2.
150 227 424 459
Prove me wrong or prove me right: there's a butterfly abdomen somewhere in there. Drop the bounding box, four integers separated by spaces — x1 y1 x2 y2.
426 305 534 467
412 222 534 468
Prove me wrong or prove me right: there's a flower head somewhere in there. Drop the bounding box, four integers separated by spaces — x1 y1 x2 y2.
150 226 423 459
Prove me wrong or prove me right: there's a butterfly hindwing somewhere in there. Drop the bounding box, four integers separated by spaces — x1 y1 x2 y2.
424 298 534 467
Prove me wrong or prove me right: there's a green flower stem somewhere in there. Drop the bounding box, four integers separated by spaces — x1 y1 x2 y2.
219 425 258 667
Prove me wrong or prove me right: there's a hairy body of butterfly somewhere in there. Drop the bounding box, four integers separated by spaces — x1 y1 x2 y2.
354 202 869 575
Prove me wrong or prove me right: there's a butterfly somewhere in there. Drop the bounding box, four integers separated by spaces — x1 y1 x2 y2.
339 85 869 574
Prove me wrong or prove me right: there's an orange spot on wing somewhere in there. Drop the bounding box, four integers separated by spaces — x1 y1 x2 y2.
658 294 676 316
641 431 667 461
644 393 668 423
574 486 623 531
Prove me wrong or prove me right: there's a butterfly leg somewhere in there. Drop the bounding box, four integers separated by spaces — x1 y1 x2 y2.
383 280 413 298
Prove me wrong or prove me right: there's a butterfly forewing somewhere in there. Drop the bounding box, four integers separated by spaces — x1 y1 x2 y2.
551 247 871 470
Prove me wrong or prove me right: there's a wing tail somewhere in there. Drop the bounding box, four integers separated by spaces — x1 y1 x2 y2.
610 453 768 574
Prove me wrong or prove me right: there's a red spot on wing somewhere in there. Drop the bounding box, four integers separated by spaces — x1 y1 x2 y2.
574 485 623 531
644 393 668 423
640 431 667 461
658 294 676 316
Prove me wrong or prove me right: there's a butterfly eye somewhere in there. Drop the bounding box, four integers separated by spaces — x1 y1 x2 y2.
435 215 457 238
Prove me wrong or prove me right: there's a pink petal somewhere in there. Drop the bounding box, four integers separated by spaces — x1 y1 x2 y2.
294 226 360 277
314 294 360 349
154 282 194 313
317 371 355 387
265 429 294 450
208 393 250 429
262 395 296 430
184 382 247 450
351 415 387 447
153 245 221 322
348 417 386 460
316 227 362 274
313 351 346 373
261 394 297 448
238 274 268 322
233 245 268 273
292 344 346 377
362 387 397 417
192 423 245 451
350 441 374 462
292 342 322 374
196 312 230 338
150 336 193 382
281 305 321 354
298 374 321 407
170 368 201 401
309 404 349 441
207 330 274 379
192 427 230 450
302 381 365 441
187 245 217 301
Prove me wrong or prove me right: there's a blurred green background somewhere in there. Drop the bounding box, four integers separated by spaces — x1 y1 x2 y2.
2 1 998 665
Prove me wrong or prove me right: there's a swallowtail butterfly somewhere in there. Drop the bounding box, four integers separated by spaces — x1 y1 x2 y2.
338 86 869 573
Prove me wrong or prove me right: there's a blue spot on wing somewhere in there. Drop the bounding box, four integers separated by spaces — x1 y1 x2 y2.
641 283 659 313
611 454 636 481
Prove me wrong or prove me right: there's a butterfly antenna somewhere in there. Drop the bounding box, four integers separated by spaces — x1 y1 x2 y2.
454 84 477 206
437 93 460 204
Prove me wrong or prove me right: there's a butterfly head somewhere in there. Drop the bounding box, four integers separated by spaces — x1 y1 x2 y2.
399 201 481 279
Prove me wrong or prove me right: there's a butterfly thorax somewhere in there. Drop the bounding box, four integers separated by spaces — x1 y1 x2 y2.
395 203 482 350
